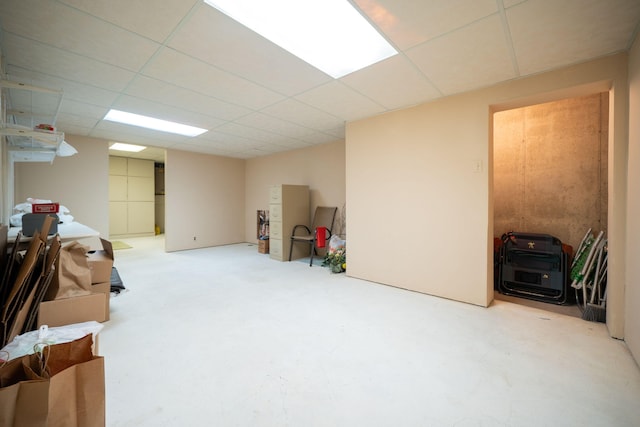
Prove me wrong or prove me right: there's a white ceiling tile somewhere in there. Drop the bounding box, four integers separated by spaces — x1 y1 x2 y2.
168 6 331 96
235 113 320 139
58 99 107 121
6 66 120 108
340 54 441 109
507 0 640 75
195 130 264 151
297 131 343 145
56 111 101 130
196 129 252 145
58 0 200 43
59 124 93 137
124 76 252 122
3 34 136 92
0 0 159 72
251 144 297 155
354 0 498 49
324 126 346 139
261 99 344 132
294 81 386 122
268 137 313 149
170 142 240 158
406 14 516 95
142 48 285 110
214 122 286 144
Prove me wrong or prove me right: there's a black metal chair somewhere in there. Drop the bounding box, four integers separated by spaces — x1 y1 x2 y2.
288 206 337 266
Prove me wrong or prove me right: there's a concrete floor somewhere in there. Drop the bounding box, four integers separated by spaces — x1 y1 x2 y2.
101 236 640 427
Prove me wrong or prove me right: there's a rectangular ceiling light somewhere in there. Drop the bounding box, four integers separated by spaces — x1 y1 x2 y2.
104 109 207 137
109 142 146 152
203 0 397 78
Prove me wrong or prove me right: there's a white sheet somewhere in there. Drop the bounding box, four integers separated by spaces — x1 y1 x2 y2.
7 221 100 242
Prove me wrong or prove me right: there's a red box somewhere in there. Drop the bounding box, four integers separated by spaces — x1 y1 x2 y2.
32 202 59 213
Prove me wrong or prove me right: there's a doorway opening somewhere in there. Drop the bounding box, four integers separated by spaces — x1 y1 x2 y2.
492 93 609 317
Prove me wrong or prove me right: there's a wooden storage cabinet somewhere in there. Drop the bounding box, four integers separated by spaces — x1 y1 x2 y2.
108 156 155 238
269 184 309 261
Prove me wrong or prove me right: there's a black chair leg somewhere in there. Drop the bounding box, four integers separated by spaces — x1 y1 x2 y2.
309 240 314 266
288 238 294 261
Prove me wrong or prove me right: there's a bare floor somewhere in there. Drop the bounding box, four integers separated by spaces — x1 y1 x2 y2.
101 236 640 427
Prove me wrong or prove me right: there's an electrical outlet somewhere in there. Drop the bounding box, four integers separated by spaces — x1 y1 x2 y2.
193 236 196 241
474 160 483 173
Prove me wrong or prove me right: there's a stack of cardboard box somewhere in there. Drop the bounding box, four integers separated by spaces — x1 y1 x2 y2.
38 238 114 327
1 219 114 347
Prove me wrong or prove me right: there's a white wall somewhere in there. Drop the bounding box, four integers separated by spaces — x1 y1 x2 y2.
626 35 640 363
14 134 109 236
346 53 629 340
164 149 245 252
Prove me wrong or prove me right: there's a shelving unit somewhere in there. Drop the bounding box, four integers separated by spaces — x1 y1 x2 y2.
0 79 65 163
1 78 66 224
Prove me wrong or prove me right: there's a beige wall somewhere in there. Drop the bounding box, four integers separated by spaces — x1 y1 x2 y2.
347 93 492 307
493 94 608 250
346 53 629 336
14 134 109 236
626 35 640 364
164 149 245 252
244 140 346 242
5 49 637 356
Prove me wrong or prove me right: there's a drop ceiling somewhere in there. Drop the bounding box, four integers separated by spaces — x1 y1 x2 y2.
1 0 639 162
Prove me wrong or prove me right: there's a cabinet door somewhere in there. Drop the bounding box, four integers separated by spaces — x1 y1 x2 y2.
109 175 128 201
127 158 154 177
109 202 128 235
127 176 154 201
109 156 127 175
127 202 155 234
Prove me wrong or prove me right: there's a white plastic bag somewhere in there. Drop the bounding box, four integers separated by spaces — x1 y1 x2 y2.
328 234 345 254
0 321 103 361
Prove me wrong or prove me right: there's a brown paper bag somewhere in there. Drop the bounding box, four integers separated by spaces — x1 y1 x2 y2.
0 334 105 427
0 376 49 427
45 242 93 300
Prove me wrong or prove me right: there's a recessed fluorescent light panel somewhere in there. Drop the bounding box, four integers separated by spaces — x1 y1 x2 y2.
109 142 147 152
104 109 207 137
203 0 397 78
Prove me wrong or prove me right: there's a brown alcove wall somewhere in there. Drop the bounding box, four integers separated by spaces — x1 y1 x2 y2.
493 93 608 251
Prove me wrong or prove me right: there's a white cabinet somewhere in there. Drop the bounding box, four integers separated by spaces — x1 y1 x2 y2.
269 184 309 261
108 156 155 237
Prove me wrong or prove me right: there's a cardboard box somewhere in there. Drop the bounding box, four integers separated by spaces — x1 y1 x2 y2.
32 202 59 213
86 238 114 284
38 292 107 327
92 281 111 321
258 239 269 254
